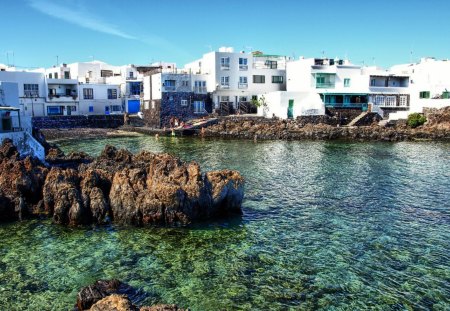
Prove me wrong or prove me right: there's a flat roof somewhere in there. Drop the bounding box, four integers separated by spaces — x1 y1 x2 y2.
0 106 20 111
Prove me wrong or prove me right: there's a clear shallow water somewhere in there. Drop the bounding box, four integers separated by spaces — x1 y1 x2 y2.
1 136 449 310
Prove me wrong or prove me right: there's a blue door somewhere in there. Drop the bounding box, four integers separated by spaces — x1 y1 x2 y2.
128 100 140 113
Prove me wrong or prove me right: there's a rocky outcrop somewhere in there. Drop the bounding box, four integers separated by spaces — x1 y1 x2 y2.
0 140 244 226
202 108 450 141
75 280 187 311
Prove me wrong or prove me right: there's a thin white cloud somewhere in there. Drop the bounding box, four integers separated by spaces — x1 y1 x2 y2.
28 0 136 40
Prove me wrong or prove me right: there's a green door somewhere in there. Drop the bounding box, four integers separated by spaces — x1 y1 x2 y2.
288 99 294 119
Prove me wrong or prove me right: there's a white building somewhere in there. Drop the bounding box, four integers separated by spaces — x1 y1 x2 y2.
184 47 287 113
282 57 412 120
389 57 450 119
0 81 45 160
43 64 79 115
78 83 122 115
68 61 143 113
0 70 47 117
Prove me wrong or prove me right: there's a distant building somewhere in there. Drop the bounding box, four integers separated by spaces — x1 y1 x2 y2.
389 57 450 119
184 47 287 114
283 57 412 120
0 81 45 160
43 64 79 115
141 65 212 128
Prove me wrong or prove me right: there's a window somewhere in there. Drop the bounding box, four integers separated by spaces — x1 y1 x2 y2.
220 57 230 69
108 88 117 99
110 105 122 112
399 95 408 106
374 95 385 105
239 76 248 88
265 60 277 69
49 73 52 79
315 73 335 88
370 79 376 86
129 71 134 78
64 71 70 79
54 73 58 79
164 80 176 91
101 70 113 78
419 91 430 99
385 96 397 106
83 88 93 99
220 96 229 102
193 101 205 113
49 88 56 96
344 78 351 87
272 76 284 83
129 82 141 95
239 58 248 70
221 76 230 87
239 96 247 102
194 80 206 93
253 75 265 83
181 80 189 87
89 106 94 113
24 84 39 97
181 99 188 106
69 106 77 112
47 106 63 115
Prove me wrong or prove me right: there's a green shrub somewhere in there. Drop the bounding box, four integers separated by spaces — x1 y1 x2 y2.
407 113 427 128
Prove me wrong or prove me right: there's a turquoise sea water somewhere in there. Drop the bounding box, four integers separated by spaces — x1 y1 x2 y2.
1 136 449 310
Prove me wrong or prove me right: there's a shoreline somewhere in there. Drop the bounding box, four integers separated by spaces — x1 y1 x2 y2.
43 123 450 143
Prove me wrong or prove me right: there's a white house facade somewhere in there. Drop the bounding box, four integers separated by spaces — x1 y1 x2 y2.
184 47 287 114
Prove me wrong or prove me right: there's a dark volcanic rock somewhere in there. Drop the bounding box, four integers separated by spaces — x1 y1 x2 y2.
0 139 48 221
0 140 244 226
76 279 136 310
75 280 187 311
202 109 450 141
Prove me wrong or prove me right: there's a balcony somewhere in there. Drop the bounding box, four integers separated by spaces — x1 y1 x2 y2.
47 78 78 85
164 86 176 91
220 84 230 89
238 83 248 89
47 94 78 102
316 82 335 89
239 65 248 70
194 87 207 94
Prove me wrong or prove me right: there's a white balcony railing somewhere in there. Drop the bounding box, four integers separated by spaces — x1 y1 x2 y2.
220 84 230 89
239 65 248 70
194 87 207 94
238 83 248 89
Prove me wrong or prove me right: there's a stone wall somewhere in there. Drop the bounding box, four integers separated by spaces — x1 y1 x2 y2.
142 99 161 128
32 115 124 129
142 92 213 128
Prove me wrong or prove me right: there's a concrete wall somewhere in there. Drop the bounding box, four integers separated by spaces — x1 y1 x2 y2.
0 82 19 107
78 84 122 115
32 115 124 129
0 132 45 161
258 91 325 119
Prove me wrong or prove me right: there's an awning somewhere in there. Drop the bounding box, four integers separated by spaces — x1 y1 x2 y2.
0 106 20 111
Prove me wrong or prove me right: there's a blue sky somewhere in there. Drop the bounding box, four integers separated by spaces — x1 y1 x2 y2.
2 0 450 69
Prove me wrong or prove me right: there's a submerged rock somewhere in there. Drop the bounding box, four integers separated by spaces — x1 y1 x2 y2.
0 140 244 226
75 280 187 311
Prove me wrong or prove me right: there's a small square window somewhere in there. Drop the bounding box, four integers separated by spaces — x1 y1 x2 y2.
181 99 188 106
